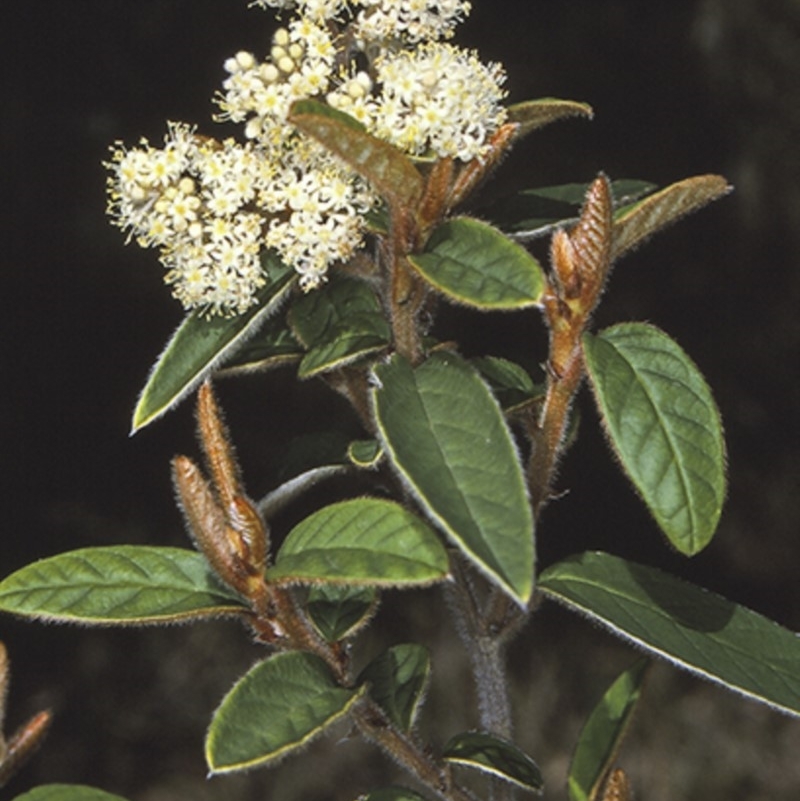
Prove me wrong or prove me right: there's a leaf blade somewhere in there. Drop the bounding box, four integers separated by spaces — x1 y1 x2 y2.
443 731 544 793
0 546 247 625
11 786 131 801
131 253 295 432
611 174 732 261
268 498 449 588
408 217 545 309
539 551 800 718
372 352 534 604
358 644 430 732
289 99 423 208
205 652 364 774
568 659 648 801
583 323 726 554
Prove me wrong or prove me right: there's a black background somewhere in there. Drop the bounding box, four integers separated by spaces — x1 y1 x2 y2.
2 2 800 799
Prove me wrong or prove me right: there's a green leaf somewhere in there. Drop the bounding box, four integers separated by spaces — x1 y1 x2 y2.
289 99 424 208
348 439 383 468
306 584 378 641
484 180 656 241
206 652 365 774
217 314 303 376
471 356 544 413
408 217 545 309
359 788 429 801
372 352 534 605
268 498 449 588
358 644 430 731
11 787 130 801
611 174 732 261
539 551 800 718
0 546 247 625
131 252 295 432
507 98 593 138
583 323 726 554
568 659 648 801
289 276 390 378
443 732 544 793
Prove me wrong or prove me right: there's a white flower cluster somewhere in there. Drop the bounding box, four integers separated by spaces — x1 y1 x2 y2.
216 19 336 146
107 0 508 316
251 0 470 42
328 42 507 161
106 120 373 313
106 124 265 315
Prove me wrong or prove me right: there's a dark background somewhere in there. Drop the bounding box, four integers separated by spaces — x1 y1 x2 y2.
2 1 800 799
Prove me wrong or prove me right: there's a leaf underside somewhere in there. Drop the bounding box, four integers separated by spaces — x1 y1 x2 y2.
443 731 544 792
568 659 648 801
10 786 131 801
539 551 800 718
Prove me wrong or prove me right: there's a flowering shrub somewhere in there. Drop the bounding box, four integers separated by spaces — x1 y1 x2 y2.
3 2 800 801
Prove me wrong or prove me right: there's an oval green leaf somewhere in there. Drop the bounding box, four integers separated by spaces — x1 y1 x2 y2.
408 217 545 309
206 652 365 774
306 584 378 641
288 276 390 378
443 731 544 793
583 323 726 554
611 174 732 261
348 439 383 468
11 786 130 801
568 659 648 801
0 546 247 625
358 644 430 732
267 498 449 588
289 99 423 208
539 551 800 718
372 352 534 605
131 252 295 432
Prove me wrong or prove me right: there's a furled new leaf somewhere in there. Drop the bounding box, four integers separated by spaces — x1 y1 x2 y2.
306 584 378 641
206 652 365 774
443 732 544 793
267 498 449 587
358 644 430 731
408 217 545 309
11 786 131 801
568 659 648 801
539 551 800 718
506 98 593 138
611 174 731 261
372 352 534 605
131 252 295 432
289 99 423 208
0 547 247 624
288 276 390 378
583 323 726 554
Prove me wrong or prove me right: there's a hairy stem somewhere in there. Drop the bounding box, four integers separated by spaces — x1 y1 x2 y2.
352 695 479 801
